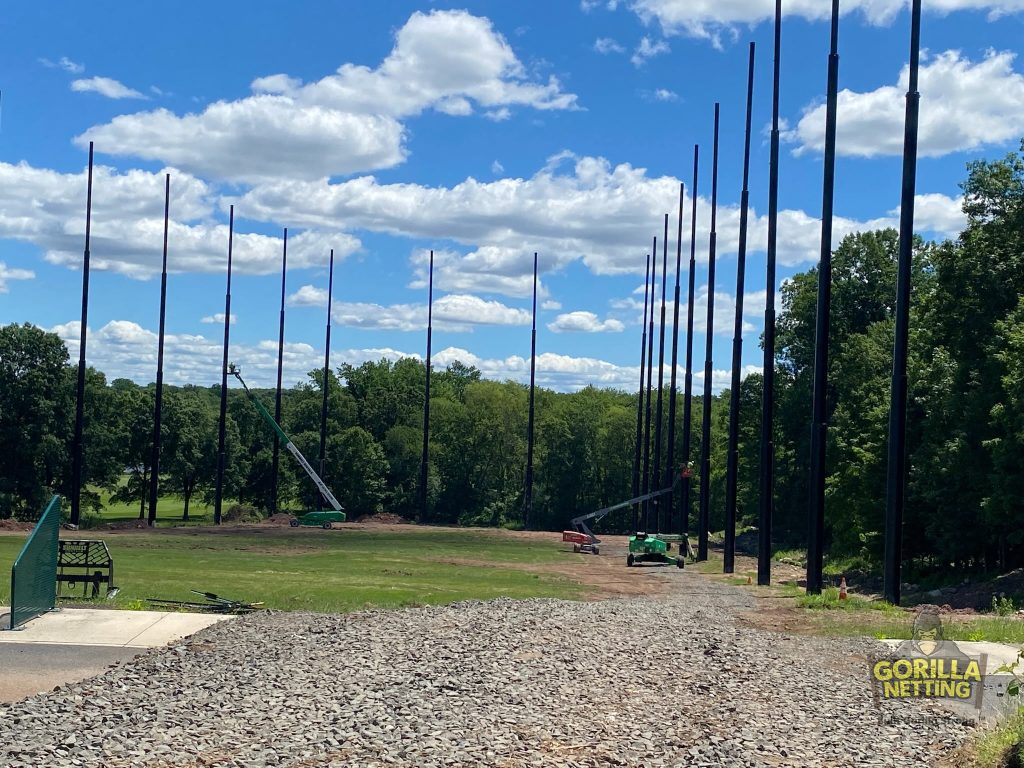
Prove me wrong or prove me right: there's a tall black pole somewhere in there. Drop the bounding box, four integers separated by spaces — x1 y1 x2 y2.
419 250 434 523
884 0 922 607
652 216 669 532
271 228 287 516
759 0 783 586
525 252 538 528
632 253 652 532
213 205 234 526
724 42 756 575
666 185 685 534
698 105 720 561
642 236 657 528
318 249 335 510
70 141 94 527
682 145 700 540
147 173 170 527
807 0 841 595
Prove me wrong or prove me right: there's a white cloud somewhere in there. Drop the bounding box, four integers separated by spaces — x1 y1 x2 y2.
0 262 35 293
630 0 1024 44
201 313 237 325
652 88 678 101
290 284 530 331
594 37 625 54
237 153 965 295
71 76 146 100
788 50 1024 158
491 159 505 174
0 161 358 278
541 300 562 310
631 36 670 67
288 285 330 307
76 10 577 183
39 56 85 74
548 311 625 333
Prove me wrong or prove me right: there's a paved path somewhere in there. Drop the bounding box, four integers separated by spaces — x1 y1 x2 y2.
0 607 231 704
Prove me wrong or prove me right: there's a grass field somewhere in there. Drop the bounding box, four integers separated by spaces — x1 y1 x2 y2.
0 526 584 613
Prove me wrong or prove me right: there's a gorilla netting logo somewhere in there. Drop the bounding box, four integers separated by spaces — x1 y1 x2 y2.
868 607 986 720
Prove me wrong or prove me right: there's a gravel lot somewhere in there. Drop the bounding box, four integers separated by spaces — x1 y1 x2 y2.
0 570 977 767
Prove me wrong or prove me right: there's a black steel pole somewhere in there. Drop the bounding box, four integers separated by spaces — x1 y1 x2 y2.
665 185 685 534
147 173 170 527
213 206 234 526
70 141 94 527
652 217 670 533
318 249 335 510
884 0 922 607
525 252 538 528
759 0 783 586
632 253 652 532
271 228 287 516
725 42 756 575
698 105 720 561
682 145 700 540
419 250 434 523
642 236 657 528
807 0 841 595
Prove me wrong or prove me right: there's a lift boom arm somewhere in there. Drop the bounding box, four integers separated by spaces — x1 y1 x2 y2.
229 364 344 513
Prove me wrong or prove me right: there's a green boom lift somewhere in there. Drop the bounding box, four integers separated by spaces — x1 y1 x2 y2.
229 364 346 528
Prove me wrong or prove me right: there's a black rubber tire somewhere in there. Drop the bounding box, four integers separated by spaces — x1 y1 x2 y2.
593 547 600 556
627 553 635 567
676 557 685 569
322 522 332 529
289 519 300 528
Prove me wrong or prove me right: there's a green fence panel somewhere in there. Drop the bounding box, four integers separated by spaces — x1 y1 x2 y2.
9 495 61 630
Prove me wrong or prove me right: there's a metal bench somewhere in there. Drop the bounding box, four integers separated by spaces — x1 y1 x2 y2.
57 540 118 599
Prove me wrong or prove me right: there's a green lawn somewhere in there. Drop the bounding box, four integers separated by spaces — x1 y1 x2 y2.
0 526 583 613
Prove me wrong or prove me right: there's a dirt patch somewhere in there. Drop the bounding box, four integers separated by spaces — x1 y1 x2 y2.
261 513 295 526
0 519 33 531
354 512 411 525
435 545 679 601
102 519 150 530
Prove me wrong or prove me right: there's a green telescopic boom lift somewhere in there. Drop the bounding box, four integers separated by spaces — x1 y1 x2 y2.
229 363 344 514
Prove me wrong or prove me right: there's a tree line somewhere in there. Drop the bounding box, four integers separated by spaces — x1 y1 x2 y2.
1 144 1022 575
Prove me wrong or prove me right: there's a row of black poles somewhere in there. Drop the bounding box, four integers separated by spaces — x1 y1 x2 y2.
758 0 782 586
652 221 669 532
271 229 288 516
631 253 651 532
69 142 94 527
317 249 335 509
664 185 685 532
213 206 234 526
806 0 841 594
884 0 923 605
146 174 171 526
681 147 699 541
642 236 656 528
419 250 434 523
697 104 720 561
524 252 539 528
723 42 757 574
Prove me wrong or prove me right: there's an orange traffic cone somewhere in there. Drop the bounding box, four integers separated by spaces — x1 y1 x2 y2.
839 575 848 600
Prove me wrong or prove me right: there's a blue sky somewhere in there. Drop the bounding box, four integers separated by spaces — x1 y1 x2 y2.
1 0 1022 392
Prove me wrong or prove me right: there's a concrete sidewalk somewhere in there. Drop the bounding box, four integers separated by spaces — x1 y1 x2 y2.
0 607 232 648
0 607 233 703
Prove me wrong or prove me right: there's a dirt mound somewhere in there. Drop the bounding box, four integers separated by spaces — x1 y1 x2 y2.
0 519 33 531
262 513 295 526
355 513 412 525
103 520 149 530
